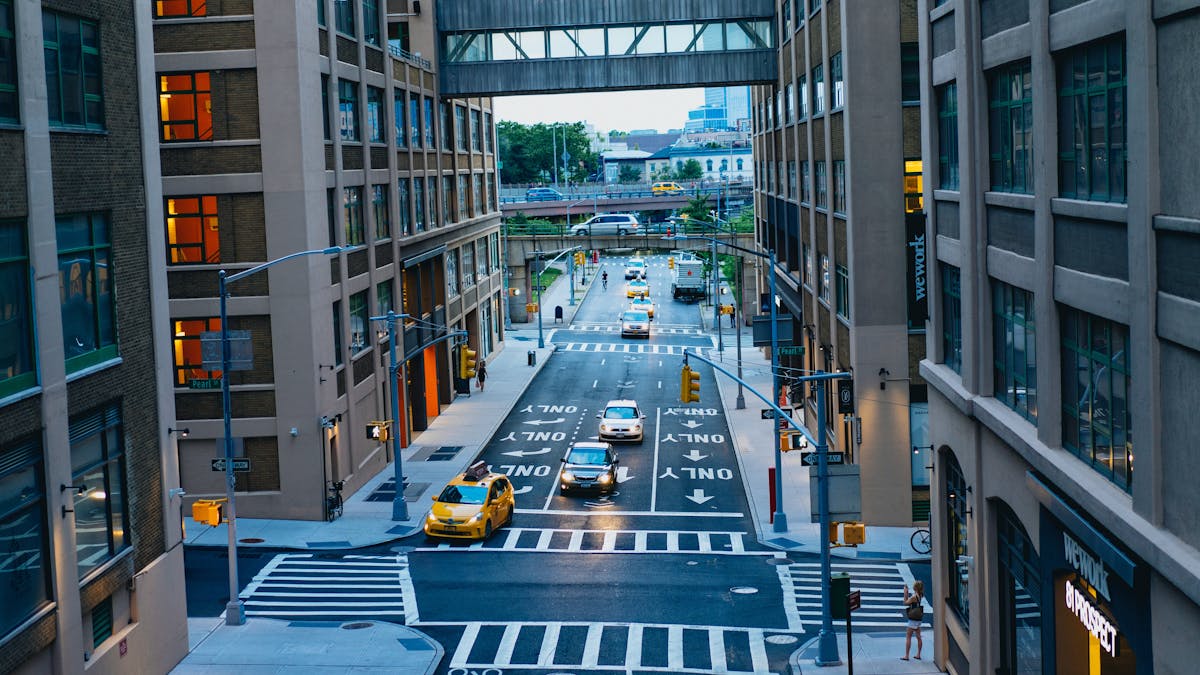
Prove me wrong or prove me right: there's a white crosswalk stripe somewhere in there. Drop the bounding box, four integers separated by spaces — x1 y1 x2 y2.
568 323 705 334
428 621 781 674
558 342 690 355
419 527 750 555
239 553 417 623
778 559 931 631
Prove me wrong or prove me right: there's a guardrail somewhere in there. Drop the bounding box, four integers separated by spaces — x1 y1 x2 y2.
504 221 754 237
500 184 753 205
387 44 431 70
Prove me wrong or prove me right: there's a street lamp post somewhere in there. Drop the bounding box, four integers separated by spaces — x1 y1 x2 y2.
217 246 341 626
533 246 580 349
372 310 411 521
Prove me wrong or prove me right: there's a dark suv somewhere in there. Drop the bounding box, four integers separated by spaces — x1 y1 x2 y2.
558 442 619 494
526 187 563 202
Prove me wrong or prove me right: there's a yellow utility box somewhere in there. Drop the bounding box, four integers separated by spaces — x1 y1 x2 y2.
191 499 226 526
525 303 538 313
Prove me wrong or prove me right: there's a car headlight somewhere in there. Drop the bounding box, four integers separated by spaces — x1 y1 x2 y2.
599 423 611 432
598 474 612 484
561 471 575 481
425 512 437 523
469 512 483 523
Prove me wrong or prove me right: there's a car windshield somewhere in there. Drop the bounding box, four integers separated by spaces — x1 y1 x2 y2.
623 311 649 322
629 281 646 287
437 483 488 504
603 406 638 419
567 449 608 465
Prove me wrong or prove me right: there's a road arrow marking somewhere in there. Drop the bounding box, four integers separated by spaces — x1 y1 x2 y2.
523 418 565 426
685 489 714 505
681 420 703 429
519 405 534 413
616 466 635 483
617 380 635 388
502 447 553 458
512 485 533 495
682 449 708 462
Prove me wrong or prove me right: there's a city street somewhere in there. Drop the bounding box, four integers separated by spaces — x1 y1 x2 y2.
185 255 930 674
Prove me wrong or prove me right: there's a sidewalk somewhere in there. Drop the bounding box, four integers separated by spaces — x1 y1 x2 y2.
790 632 941 674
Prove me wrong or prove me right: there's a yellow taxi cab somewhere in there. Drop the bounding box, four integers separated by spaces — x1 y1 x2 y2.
652 181 685 195
625 279 650 298
423 461 515 540
630 296 655 318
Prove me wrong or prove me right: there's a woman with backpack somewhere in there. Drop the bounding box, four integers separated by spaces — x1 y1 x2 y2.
902 580 924 660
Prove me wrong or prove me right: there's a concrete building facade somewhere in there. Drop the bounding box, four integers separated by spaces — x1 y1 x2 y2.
753 0 930 526
918 1 1200 673
0 1 188 673
153 0 504 521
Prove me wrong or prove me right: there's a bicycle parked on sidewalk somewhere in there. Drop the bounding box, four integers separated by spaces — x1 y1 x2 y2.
326 480 344 521
910 527 932 555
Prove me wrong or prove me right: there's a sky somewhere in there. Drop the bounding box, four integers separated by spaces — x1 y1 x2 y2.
492 88 705 135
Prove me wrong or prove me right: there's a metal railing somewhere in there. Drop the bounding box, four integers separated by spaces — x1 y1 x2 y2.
388 43 431 70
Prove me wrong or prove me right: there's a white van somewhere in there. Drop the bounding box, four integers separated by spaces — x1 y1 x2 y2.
571 213 639 236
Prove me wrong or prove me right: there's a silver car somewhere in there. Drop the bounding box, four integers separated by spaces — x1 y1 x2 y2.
559 442 619 495
620 310 650 338
571 213 639 236
597 400 646 443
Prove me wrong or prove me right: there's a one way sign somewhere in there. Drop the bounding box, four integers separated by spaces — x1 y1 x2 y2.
211 458 252 472
800 452 845 466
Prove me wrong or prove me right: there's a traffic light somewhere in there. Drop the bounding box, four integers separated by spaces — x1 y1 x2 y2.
680 365 701 403
459 346 477 380
668 257 675 269
366 420 391 442
191 499 226 527
574 252 585 266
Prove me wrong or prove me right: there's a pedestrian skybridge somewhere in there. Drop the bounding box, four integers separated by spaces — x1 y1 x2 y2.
435 0 777 97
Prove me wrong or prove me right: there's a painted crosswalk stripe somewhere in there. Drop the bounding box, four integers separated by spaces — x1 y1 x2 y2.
420 527 751 555
239 552 414 622
778 559 931 631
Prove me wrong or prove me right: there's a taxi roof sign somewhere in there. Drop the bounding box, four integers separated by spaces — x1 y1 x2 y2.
463 460 490 482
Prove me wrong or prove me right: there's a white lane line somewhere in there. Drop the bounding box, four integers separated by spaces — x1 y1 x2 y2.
542 469 560 510
395 552 418 623
777 563 805 631
450 623 480 666
501 528 521 550
749 628 770 672
537 623 561 666
516 508 744 518
568 530 584 551
667 625 684 671
536 529 554 550
493 623 520 666
582 623 603 668
708 627 726 673
625 624 643 670
651 407 662 512
592 379 598 388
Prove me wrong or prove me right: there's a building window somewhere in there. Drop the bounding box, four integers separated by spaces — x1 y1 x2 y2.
0 438 50 637
321 75 330 140
484 111 494 153
737 158 743 171
58 213 116 371
397 178 410 236
944 451 970 628
937 83 959 190
470 109 481 151
423 96 434 147
317 0 324 26
1060 307 1132 490
333 0 354 36
457 175 468 221
835 264 849 319
901 43 920 104
331 301 343 366
454 105 467 152
371 185 389 240
473 174 484 216
784 83 794 123
155 0 207 17
815 161 827 207
819 254 831 303
489 232 500 271
366 86 384 143
476 237 489 278
69 405 129 579
797 74 807 119
427 177 439 228
326 188 336 246
172 317 220 386
166 196 219 265
441 175 453 224
461 244 475 288
989 61 1033 193
833 160 846 213
787 161 797 200
992 280 1037 422
1057 36 1126 202
343 186 364 246
0 220 35 398
43 10 104 130
409 96 420 148
394 90 407 147
413 177 425 232
812 64 824 114
376 279 392 315
338 79 359 142
800 161 810 203
708 159 715 173
997 502 1042 675
157 72 211 142
91 595 113 648
904 159 924 213
941 264 962 374
446 249 459 297
486 173 496 213
440 101 451 151
831 52 844 109
348 290 368 353
362 0 379 45
801 243 811 286
0 0 16 123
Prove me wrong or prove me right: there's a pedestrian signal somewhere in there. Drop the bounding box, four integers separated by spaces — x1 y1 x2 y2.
680 365 701 403
366 420 391 442
459 346 478 380
191 499 226 526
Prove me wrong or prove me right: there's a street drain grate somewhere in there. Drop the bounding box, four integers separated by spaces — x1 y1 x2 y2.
426 445 463 461
765 634 799 645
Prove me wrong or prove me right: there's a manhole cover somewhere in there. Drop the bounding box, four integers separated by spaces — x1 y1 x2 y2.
766 557 792 565
730 586 759 595
238 538 265 544
342 622 374 630
765 634 799 645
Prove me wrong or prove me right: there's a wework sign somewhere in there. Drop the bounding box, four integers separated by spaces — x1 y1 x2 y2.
905 213 928 330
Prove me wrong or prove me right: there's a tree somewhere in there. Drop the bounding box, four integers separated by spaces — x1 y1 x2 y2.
617 165 642 184
496 121 599 184
674 158 704 181
679 194 714 223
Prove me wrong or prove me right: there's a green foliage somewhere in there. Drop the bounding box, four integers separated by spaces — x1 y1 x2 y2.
508 211 529 224
497 121 599 184
617 165 643 183
675 158 704 180
679 194 713 223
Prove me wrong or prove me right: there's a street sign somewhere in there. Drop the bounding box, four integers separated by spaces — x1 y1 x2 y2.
847 589 862 612
778 346 805 356
800 451 845 466
211 458 251 472
187 379 221 390
201 330 254 371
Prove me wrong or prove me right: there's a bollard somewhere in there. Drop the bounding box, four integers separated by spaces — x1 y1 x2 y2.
527 350 536 367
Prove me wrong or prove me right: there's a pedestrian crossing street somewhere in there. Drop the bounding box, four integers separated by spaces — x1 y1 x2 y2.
558 342 693 355
778 559 932 632
239 553 417 623
419 527 754 555
432 620 784 674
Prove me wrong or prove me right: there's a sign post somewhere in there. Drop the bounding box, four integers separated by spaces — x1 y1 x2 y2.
846 590 861 675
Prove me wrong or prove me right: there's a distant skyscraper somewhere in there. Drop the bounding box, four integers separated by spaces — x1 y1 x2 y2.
687 87 752 131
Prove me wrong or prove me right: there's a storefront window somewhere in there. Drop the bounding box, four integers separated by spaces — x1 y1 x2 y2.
944 451 970 628
997 502 1041 675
